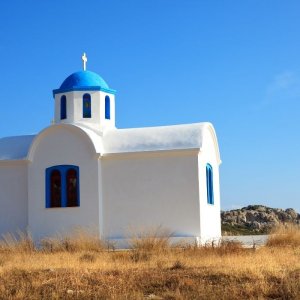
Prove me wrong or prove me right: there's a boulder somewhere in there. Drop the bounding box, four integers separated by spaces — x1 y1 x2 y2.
285 208 298 219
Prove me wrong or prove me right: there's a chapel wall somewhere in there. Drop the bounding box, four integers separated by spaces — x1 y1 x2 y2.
0 162 28 235
28 125 101 240
198 128 221 243
101 151 200 242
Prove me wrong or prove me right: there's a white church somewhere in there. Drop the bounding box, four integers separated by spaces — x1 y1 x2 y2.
0 54 222 246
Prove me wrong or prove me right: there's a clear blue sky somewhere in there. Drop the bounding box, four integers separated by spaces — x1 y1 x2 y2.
0 1 299 212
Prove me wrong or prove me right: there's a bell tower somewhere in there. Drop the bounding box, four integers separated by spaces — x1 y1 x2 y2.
52 53 116 131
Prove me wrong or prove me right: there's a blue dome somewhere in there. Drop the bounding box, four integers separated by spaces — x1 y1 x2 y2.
60 70 109 90
53 70 116 96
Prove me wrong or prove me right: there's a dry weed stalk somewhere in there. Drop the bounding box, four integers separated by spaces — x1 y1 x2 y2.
0 230 35 253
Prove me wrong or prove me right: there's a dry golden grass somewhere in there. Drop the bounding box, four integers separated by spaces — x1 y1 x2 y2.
0 227 299 299
40 228 106 253
266 224 300 247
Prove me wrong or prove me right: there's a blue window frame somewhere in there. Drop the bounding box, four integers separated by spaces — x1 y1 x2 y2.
60 95 67 119
46 165 80 208
105 95 110 120
206 163 214 205
83 93 91 118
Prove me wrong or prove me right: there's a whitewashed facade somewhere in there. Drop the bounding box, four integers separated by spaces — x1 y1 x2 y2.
0 65 222 246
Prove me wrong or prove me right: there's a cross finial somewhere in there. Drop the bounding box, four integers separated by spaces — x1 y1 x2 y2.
82 52 87 71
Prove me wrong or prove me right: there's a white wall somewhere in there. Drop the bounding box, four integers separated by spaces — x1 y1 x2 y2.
101 150 200 241
25 122 221 245
198 128 221 243
0 161 28 235
54 91 115 130
28 125 101 240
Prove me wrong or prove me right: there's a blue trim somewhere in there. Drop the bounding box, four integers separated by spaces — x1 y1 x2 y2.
206 163 214 205
60 95 67 119
53 86 116 97
105 95 110 120
45 165 80 208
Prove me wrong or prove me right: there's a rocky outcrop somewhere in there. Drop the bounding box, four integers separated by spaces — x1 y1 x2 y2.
221 205 300 234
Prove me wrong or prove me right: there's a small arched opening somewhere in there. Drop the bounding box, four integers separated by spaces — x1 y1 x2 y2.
206 163 214 205
60 95 67 120
105 95 110 120
66 168 79 207
50 169 62 207
83 93 91 118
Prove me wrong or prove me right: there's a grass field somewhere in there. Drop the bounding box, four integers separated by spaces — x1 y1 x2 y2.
0 226 299 299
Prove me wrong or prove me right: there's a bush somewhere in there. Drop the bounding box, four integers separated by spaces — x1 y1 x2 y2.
40 228 104 253
266 224 300 247
128 225 172 252
170 260 185 270
128 226 173 262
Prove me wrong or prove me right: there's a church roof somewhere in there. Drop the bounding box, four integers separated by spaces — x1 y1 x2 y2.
0 123 220 163
102 123 207 154
53 71 116 96
0 135 36 161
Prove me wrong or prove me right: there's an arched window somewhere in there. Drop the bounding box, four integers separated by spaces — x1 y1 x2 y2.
206 163 214 205
60 95 67 119
83 93 91 118
66 168 78 207
46 165 80 208
50 170 62 207
105 95 110 119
